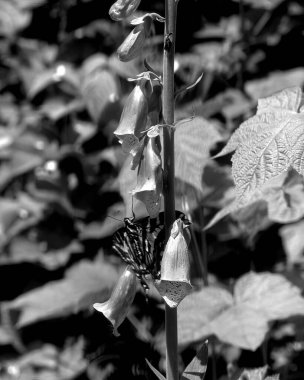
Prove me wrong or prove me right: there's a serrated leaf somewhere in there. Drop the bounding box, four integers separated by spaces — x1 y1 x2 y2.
7 260 118 328
179 272 304 350
181 341 208 380
206 168 304 229
175 117 224 192
215 87 304 201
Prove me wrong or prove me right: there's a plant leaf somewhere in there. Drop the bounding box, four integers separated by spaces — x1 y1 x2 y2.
179 272 304 350
178 287 233 347
234 272 304 320
205 169 304 229
145 359 166 380
6 260 118 328
175 117 224 192
279 220 304 266
181 341 208 380
215 87 304 201
245 68 304 102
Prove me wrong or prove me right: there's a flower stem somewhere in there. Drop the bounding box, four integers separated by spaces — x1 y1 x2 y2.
162 1 178 380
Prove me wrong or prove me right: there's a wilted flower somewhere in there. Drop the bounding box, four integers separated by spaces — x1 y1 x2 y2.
132 134 162 218
155 218 192 308
93 266 137 336
109 0 141 21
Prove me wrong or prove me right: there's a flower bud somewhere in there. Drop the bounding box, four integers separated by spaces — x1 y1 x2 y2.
114 75 153 154
132 135 162 218
93 266 137 336
109 0 141 21
155 218 192 308
117 14 153 62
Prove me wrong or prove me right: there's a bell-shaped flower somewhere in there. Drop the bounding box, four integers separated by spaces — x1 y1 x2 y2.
132 132 163 218
155 218 192 308
114 74 153 155
93 266 137 336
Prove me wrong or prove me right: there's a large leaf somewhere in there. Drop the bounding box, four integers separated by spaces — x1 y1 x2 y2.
215 87 304 202
6 260 118 328
206 163 304 229
175 117 224 192
81 55 121 124
178 272 304 350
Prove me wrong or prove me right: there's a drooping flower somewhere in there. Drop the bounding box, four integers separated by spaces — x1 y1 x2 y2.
155 218 192 308
93 266 137 336
132 133 163 218
114 74 153 154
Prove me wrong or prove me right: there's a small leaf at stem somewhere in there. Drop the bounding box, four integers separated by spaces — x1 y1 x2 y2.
145 358 166 380
181 341 208 380
175 72 204 101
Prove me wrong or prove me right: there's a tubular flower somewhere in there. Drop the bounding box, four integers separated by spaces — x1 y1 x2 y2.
117 14 153 62
155 218 192 308
93 266 137 336
109 0 141 21
114 74 153 154
132 134 162 218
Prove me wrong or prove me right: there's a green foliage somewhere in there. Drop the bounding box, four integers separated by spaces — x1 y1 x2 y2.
0 0 304 379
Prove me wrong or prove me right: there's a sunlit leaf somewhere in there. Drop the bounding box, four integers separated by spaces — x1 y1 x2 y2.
175 117 224 192
179 272 304 350
6 260 118 328
245 68 304 102
81 56 120 124
178 287 233 347
215 87 304 201
206 169 304 229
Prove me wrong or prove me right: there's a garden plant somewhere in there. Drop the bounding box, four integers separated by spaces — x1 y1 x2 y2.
1 0 304 380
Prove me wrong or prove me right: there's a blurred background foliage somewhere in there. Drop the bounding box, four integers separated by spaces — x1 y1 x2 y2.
1 0 304 379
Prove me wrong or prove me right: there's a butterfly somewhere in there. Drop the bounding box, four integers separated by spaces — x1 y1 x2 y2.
112 211 186 291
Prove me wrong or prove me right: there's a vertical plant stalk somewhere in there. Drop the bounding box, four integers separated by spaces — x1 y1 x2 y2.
162 1 178 380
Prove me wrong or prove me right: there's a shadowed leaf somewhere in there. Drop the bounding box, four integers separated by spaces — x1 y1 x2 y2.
181 341 208 380
145 359 166 380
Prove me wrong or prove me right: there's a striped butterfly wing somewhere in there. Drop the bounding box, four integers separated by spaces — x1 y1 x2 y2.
112 211 186 290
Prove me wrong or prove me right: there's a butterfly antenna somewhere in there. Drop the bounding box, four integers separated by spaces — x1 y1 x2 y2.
131 196 136 220
106 215 124 222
